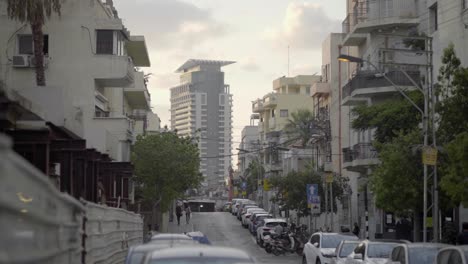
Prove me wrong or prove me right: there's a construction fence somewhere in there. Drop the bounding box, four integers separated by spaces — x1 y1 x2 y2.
0 134 143 264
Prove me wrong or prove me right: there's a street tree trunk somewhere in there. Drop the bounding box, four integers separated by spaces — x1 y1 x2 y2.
31 21 46 86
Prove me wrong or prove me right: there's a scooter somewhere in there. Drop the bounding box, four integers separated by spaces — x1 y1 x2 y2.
270 231 296 256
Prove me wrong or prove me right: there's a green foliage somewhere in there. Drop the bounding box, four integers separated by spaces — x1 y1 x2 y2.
351 91 423 143
436 43 468 144
370 130 423 215
284 109 319 147
440 132 468 207
269 164 349 218
132 132 203 211
245 159 264 195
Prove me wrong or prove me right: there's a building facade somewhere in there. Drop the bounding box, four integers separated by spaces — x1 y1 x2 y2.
170 59 234 193
0 0 152 207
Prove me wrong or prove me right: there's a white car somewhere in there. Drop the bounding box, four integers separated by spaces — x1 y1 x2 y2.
331 240 361 264
242 208 265 227
345 240 400 264
386 243 448 264
237 201 256 220
303 232 358 264
142 246 255 264
434 245 468 264
256 218 287 247
231 199 246 215
238 204 257 221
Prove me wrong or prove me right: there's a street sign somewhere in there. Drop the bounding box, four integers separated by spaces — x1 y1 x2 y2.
242 191 247 196
326 173 334 183
263 179 271 191
307 184 320 213
422 147 438 165
241 181 247 190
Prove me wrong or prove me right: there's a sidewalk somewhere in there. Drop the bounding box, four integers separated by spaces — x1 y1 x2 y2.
166 213 194 234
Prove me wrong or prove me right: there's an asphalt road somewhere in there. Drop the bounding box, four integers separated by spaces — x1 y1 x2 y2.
167 211 301 264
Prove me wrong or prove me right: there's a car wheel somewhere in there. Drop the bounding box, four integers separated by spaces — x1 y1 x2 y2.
315 258 321 264
302 256 307 264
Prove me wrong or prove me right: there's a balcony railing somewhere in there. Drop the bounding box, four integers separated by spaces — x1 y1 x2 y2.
343 143 378 163
342 10 368 34
342 70 420 98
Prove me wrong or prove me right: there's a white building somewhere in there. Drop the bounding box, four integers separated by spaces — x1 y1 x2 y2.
238 124 260 178
146 111 161 135
170 59 235 193
0 0 151 206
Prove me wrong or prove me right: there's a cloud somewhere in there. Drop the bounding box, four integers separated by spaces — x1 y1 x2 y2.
240 57 260 72
264 2 340 50
114 0 226 50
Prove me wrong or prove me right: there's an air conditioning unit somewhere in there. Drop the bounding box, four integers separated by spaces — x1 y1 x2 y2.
12 55 30 67
29 56 49 68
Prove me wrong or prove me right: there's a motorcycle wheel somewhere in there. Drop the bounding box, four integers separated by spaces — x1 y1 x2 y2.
265 245 272 253
258 238 264 248
272 247 281 256
296 247 303 256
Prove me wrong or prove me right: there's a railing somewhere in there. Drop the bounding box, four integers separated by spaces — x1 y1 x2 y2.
342 11 368 34
342 70 420 98
343 147 354 163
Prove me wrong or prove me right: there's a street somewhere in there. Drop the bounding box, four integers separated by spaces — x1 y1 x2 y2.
167 212 301 264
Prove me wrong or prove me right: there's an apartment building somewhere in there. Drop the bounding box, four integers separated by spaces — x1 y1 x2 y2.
238 124 260 178
252 75 321 210
170 59 234 193
0 0 151 207
339 0 468 239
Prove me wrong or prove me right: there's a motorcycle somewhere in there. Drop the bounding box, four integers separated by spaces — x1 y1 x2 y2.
270 230 296 256
263 232 273 254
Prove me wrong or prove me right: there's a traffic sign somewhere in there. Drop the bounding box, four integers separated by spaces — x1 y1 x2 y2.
326 173 334 183
263 179 271 191
422 147 438 165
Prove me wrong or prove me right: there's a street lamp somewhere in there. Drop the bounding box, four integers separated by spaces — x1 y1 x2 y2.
338 54 435 242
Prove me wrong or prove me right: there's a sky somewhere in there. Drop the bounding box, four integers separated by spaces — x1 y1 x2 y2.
113 0 345 152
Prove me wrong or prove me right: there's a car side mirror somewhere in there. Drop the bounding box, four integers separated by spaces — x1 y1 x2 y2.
353 253 363 260
313 242 319 248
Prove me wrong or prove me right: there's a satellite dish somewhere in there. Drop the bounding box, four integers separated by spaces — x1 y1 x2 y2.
463 9 468 28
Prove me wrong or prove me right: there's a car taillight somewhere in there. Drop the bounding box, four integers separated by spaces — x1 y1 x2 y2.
263 228 271 231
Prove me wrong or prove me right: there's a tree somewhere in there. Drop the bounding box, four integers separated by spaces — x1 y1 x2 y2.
269 163 348 218
370 130 423 215
351 91 423 143
284 108 325 147
132 132 203 214
244 159 264 196
7 0 61 86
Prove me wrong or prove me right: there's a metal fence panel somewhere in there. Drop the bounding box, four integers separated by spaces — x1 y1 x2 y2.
0 134 85 264
83 201 143 264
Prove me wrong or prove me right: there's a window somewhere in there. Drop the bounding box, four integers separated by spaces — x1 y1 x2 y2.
310 235 320 246
219 94 225 106
280 109 288 117
201 93 207 105
18 35 49 55
306 86 311 95
429 4 438 32
96 30 114 54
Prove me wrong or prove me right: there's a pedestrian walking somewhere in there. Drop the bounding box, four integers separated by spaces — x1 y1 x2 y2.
352 222 360 237
176 204 183 226
457 222 468 245
185 205 192 224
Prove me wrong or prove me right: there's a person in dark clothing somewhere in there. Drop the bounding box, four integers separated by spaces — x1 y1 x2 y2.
176 205 183 226
457 222 468 245
352 222 360 237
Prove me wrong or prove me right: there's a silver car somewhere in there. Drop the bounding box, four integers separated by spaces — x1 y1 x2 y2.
434 245 468 264
345 240 401 264
142 246 255 264
125 240 200 264
386 243 448 264
150 233 193 242
331 240 361 264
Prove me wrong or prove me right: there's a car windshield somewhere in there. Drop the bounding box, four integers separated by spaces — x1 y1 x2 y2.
322 235 354 248
408 247 441 264
257 216 272 221
149 258 252 264
128 252 145 264
265 222 287 227
339 242 359 257
367 243 397 258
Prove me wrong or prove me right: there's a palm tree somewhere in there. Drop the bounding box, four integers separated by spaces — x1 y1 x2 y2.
7 0 62 86
283 108 325 147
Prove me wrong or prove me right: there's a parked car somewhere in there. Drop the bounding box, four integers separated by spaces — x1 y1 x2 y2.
345 240 402 264
142 246 255 264
238 204 257 221
231 199 242 215
249 213 273 235
256 218 288 247
386 243 448 264
242 208 265 227
331 240 361 264
434 245 468 264
150 233 193 242
303 232 358 264
237 201 256 220
125 240 200 264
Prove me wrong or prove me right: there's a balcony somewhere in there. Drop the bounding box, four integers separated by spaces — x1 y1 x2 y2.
124 71 151 109
343 143 379 173
126 36 150 67
342 0 419 46
310 82 330 97
252 99 264 113
342 71 420 106
93 55 135 87
263 93 277 108
93 116 134 141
